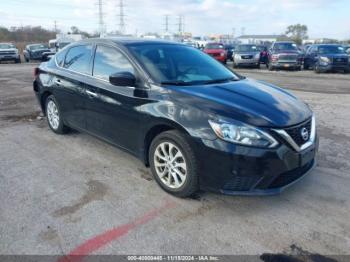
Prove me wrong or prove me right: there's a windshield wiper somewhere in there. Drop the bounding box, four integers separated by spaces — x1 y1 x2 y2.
161 80 190 86
202 77 238 84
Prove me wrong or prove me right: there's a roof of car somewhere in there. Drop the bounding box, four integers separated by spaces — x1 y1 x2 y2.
311 44 343 47
75 37 181 46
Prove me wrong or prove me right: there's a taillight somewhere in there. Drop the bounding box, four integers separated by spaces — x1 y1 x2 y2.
33 67 39 79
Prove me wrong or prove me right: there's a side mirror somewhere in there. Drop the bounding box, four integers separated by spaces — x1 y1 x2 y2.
109 72 136 87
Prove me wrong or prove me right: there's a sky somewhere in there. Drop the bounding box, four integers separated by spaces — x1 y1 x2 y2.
1 0 350 39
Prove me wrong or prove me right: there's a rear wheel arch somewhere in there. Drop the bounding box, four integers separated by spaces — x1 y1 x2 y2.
40 91 53 115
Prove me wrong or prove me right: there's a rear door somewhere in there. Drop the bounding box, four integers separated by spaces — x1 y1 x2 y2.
53 44 93 130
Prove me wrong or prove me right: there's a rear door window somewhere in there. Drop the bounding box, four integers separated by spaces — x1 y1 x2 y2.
63 45 93 74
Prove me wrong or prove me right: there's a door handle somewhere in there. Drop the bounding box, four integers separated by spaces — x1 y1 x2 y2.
86 90 98 98
54 79 61 85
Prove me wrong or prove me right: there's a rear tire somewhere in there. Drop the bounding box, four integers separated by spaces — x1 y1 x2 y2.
45 95 69 134
149 130 198 198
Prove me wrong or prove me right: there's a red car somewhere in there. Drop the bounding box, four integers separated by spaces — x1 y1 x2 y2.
203 43 227 63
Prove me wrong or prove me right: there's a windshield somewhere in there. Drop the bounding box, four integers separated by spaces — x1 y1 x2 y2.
236 45 258 52
129 44 239 85
205 43 224 49
59 42 71 48
273 43 297 51
30 44 48 50
318 46 345 54
0 43 15 49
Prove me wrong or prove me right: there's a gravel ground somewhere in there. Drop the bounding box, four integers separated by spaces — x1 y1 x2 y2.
1 63 350 259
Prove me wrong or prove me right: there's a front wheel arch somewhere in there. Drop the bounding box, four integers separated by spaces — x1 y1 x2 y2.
143 122 191 166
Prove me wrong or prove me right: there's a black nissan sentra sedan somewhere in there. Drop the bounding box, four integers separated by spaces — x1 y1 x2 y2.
33 38 318 197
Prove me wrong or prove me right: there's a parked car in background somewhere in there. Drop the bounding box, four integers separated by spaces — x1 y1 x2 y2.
233 44 261 68
267 41 302 71
0 43 21 63
203 43 227 63
33 38 317 197
184 41 199 49
23 44 51 62
304 44 349 73
224 44 235 61
257 45 269 65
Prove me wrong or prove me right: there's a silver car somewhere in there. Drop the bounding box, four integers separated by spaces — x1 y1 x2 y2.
233 44 261 68
0 43 21 63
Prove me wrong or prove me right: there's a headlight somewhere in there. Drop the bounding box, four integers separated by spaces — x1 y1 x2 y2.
271 54 279 61
255 53 260 59
320 56 330 63
220 52 225 57
209 120 278 148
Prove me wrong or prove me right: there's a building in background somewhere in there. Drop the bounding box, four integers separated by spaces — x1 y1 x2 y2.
237 34 288 45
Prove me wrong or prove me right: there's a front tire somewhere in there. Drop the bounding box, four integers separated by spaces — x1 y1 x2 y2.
268 63 274 71
45 95 69 134
149 130 198 198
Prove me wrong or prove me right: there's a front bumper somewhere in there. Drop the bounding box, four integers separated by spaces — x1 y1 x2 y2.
235 57 260 66
0 54 19 61
318 63 349 72
271 61 301 69
194 133 318 196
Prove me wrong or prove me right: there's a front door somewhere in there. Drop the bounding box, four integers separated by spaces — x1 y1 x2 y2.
85 44 147 153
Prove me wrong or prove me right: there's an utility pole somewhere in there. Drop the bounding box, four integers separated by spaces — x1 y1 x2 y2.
117 0 126 35
54 20 57 33
97 0 105 37
177 15 184 36
164 15 170 33
241 27 245 36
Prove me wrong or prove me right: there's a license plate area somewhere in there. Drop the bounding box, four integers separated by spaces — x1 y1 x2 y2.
300 147 315 166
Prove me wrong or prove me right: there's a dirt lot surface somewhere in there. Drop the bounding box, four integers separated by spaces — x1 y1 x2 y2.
1 63 350 259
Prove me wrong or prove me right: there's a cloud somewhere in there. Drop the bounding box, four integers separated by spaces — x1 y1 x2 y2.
0 0 349 39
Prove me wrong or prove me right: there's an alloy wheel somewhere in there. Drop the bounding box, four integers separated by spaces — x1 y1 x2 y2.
153 142 187 189
47 100 60 130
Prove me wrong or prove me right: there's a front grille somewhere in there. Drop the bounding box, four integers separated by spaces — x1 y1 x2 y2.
223 176 261 191
268 161 314 189
209 53 221 57
241 55 253 59
284 119 312 146
332 57 348 65
279 54 297 61
0 51 16 55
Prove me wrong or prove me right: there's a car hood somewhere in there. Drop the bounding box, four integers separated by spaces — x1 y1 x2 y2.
169 79 312 127
235 51 260 55
272 50 299 54
32 48 51 52
0 48 17 52
320 53 348 58
204 49 225 54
